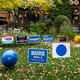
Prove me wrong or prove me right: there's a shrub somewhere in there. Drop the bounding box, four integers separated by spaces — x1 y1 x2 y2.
54 0 71 19
59 25 75 40
47 27 57 37
54 15 71 31
28 21 46 34
45 19 53 27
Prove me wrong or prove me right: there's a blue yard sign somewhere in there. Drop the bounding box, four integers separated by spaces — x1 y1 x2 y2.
42 35 54 42
28 35 40 43
73 27 79 32
28 48 48 63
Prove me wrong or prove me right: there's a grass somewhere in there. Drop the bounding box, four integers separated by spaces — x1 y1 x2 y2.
0 31 80 80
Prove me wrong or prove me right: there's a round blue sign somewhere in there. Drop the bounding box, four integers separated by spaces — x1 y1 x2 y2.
56 44 67 56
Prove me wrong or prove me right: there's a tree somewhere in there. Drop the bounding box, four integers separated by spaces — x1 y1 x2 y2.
23 0 54 18
54 0 71 18
0 0 63 29
0 0 23 10
0 0 23 22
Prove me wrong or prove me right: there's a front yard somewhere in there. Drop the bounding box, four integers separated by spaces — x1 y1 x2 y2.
0 31 80 80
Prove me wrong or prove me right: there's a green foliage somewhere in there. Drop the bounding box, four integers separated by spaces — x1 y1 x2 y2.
59 25 75 39
54 0 71 18
47 27 57 37
23 0 54 16
45 19 53 27
0 0 23 11
28 21 46 34
54 15 71 30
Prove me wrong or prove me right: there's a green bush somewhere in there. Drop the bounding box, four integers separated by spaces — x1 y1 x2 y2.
54 0 71 19
47 27 57 37
54 15 71 31
59 25 75 39
28 21 46 34
45 19 53 27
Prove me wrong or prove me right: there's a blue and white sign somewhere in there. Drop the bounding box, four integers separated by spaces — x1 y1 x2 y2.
28 35 40 43
2 36 14 44
52 43 70 58
42 35 54 42
73 27 79 32
28 48 48 63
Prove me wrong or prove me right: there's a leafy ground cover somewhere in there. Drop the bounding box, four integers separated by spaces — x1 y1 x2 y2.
0 31 80 80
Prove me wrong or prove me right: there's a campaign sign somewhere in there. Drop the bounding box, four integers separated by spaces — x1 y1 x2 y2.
16 36 27 44
52 43 70 58
28 35 40 43
73 27 79 32
42 35 54 42
2 36 14 44
60 37 67 42
14 29 20 33
28 48 48 63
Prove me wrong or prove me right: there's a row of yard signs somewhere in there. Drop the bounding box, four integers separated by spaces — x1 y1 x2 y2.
28 43 70 63
2 35 54 44
1 35 68 45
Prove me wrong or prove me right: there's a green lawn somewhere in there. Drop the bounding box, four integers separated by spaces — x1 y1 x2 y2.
0 31 80 80
0 43 80 80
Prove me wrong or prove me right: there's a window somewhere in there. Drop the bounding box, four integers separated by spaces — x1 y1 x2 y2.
74 15 79 20
70 0 79 5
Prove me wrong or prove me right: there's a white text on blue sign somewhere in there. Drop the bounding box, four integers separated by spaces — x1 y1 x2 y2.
28 48 48 63
28 35 40 43
42 35 54 42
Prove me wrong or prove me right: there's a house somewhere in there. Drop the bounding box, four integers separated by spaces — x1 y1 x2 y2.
70 0 80 25
0 12 13 22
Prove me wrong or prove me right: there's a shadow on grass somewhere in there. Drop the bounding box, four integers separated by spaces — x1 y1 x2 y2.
0 43 41 48
0 65 17 73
